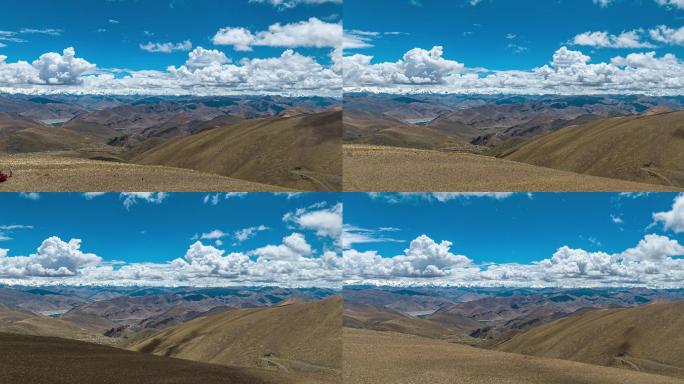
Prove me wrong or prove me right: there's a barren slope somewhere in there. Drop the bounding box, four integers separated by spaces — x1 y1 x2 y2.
498 301 684 379
343 144 675 192
0 303 111 344
0 112 92 153
129 297 342 382
0 332 309 384
344 328 684 384
0 153 288 191
504 111 684 187
134 111 342 191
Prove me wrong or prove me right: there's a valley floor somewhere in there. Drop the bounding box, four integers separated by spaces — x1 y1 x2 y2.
0 152 290 192
343 144 678 192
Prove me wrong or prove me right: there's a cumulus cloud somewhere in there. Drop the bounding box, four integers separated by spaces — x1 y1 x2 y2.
344 45 684 95
283 202 342 238
167 47 341 95
653 194 684 233
0 45 340 96
0 234 341 287
344 234 684 288
571 30 655 48
0 237 101 277
344 46 464 86
344 235 476 279
139 40 192 53
212 18 341 51
0 47 95 86
650 25 684 46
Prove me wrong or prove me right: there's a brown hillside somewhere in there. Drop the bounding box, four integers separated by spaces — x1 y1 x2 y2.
344 328 684 384
343 144 674 192
0 112 92 153
129 297 342 381
0 332 308 384
504 111 684 187
497 300 684 379
133 111 342 191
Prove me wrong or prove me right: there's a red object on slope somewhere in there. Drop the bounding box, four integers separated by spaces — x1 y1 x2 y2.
0 170 11 183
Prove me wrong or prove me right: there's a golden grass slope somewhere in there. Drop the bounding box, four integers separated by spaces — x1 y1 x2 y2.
343 144 675 192
497 301 684 379
0 112 91 153
344 328 684 384
129 297 342 381
0 332 307 384
0 153 289 192
0 303 111 344
503 111 684 188
133 111 342 191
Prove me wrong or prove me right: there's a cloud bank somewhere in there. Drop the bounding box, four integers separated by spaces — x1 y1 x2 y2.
0 44 341 96
344 233 684 288
343 45 684 95
0 234 341 288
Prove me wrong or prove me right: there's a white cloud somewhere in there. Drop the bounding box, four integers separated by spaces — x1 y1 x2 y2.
344 46 464 86
653 193 684 233
19 192 40 200
283 202 342 238
0 233 341 288
249 0 341 9
0 225 33 242
234 225 269 242
0 237 101 277
649 25 684 46
342 225 404 249
611 214 624 224
109 19 120 24
655 0 684 9
0 45 340 97
344 234 684 288
344 235 476 279
345 45 684 96
212 28 255 51
83 192 107 200
120 192 168 209
196 229 228 240
19 28 63 36
140 40 192 53
212 18 341 51
571 30 655 48
367 192 515 204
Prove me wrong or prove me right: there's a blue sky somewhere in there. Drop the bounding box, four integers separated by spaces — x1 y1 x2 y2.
0 192 342 287
0 0 340 70
343 0 684 95
0 0 342 96
343 193 684 288
345 0 684 70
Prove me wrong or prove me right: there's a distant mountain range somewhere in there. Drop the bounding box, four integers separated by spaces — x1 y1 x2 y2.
343 93 684 189
0 94 341 191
